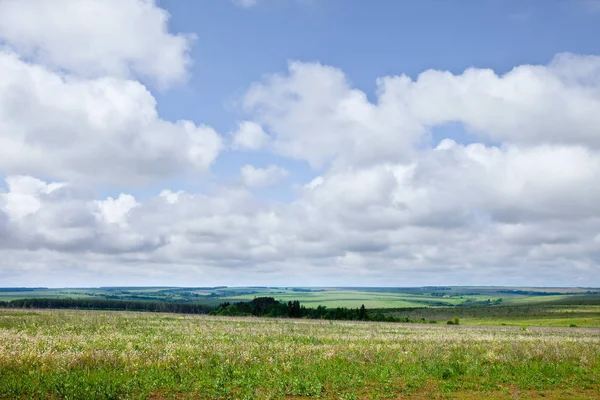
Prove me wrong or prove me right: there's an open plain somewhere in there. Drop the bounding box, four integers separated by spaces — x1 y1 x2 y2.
1 309 599 399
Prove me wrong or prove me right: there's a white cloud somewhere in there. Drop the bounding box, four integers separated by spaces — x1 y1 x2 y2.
1 176 65 219
244 61 422 168
0 177 165 255
0 0 193 88
159 190 185 204
241 164 289 187
96 194 139 226
2 39 600 286
4 136 600 286
231 121 270 150
304 176 324 190
244 54 600 169
0 51 222 184
382 53 600 148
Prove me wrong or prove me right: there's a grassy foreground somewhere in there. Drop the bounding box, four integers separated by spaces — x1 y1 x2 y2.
1 310 599 399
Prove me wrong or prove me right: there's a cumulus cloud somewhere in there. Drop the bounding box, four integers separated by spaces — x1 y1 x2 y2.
0 0 193 88
241 164 289 187
244 61 423 168
0 0 224 186
382 53 600 147
0 177 165 255
244 54 600 168
231 121 270 150
0 51 222 184
3 139 600 287
96 194 140 226
1 176 66 218
3 31 600 286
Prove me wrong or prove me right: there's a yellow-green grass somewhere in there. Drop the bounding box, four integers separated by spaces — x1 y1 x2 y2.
1 309 599 399
463 317 600 328
460 305 600 327
386 305 600 328
502 294 574 305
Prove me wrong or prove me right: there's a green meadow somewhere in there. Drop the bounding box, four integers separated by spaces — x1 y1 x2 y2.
222 290 467 308
383 305 600 328
2 287 600 398
1 309 599 399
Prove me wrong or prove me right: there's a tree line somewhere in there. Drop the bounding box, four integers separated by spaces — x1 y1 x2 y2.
210 297 371 320
0 298 212 314
0 296 451 324
210 297 441 323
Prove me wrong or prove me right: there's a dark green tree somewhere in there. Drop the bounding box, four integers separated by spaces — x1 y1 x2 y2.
358 304 367 320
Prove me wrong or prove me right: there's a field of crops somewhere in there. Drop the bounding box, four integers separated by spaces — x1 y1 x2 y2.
223 290 472 308
1 309 599 399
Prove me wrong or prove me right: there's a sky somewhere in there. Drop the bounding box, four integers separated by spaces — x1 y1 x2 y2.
1 0 600 287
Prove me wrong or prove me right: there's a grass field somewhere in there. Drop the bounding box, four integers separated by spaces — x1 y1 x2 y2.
222 290 473 308
384 305 600 328
1 309 599 399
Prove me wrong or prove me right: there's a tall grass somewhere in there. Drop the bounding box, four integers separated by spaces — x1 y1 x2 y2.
0 309 599 399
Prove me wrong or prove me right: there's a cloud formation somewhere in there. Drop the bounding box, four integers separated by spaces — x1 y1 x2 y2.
3 144 600 286
0 0 193 88
0 0 599 286
231 121 270 151
244 55 600 168
0 51 222 184
241 164 289 187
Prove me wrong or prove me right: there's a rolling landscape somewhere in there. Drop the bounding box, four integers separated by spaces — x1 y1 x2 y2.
2 286 600 328
2 0 600 398
1 286 600 399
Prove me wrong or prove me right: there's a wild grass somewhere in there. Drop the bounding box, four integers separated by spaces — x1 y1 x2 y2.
384 305 600 328
1 309 599 399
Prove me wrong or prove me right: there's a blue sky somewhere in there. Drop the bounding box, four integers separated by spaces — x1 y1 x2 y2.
1 0 600 287
158 0 600 128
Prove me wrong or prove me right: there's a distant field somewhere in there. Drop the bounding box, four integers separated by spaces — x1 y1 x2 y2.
384 305 600 328
1 309 599 399
4 286 598 310
503 294 576 304
221 289 472 308
0 291 106 302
